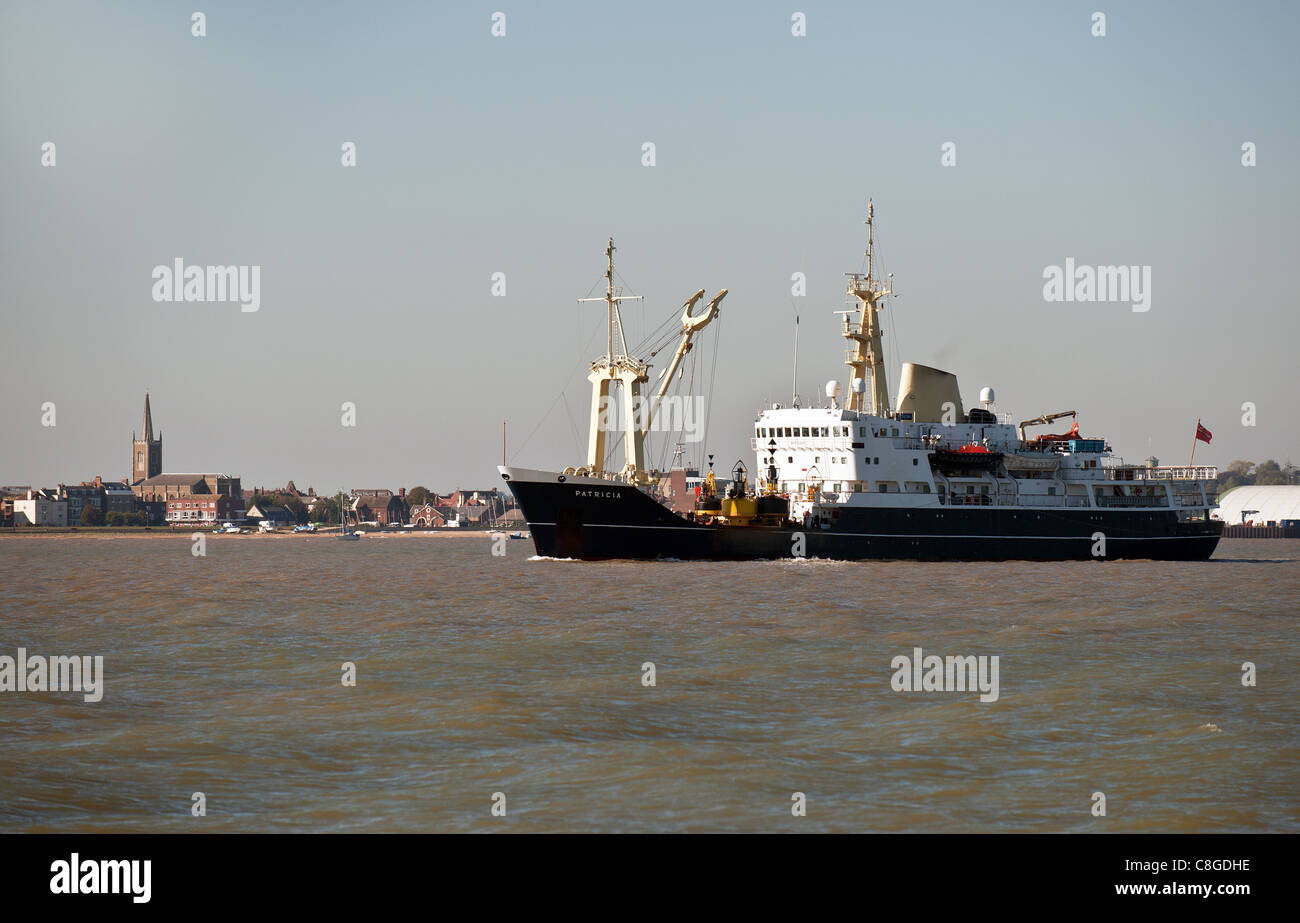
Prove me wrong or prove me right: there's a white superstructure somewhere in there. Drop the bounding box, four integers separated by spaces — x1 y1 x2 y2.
749 201 1216 525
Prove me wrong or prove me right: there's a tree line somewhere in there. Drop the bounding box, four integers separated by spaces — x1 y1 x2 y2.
1215 459 1298 492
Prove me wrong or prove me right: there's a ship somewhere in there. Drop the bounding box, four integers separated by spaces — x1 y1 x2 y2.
499 207 1222 561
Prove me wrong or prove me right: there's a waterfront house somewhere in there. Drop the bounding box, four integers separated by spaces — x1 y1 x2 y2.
246 503 296 528
12 489 68 526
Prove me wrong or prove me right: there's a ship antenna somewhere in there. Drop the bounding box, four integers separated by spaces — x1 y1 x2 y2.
791 301 800 406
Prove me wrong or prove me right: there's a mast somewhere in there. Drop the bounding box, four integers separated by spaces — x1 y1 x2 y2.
576 239 727 483
578 239 647 478
843 200 893 415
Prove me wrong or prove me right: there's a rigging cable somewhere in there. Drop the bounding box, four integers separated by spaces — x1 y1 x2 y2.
700 307 723 468
511 304 605 462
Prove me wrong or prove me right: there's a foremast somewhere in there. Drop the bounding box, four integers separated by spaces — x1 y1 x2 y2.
579 238 725 483
843 200 893 415
580 238 648 479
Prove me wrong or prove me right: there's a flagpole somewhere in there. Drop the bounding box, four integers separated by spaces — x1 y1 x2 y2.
1188 418 1200 468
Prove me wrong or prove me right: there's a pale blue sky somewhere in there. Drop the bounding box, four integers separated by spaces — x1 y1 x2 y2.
2 1 1297 489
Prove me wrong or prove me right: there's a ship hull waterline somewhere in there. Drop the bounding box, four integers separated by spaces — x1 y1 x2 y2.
500 467 1222 562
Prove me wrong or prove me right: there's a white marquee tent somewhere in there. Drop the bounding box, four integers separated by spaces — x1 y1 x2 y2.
1215 485 1300 525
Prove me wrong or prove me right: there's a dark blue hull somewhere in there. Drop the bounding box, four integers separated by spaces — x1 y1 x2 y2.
502 476 1222 561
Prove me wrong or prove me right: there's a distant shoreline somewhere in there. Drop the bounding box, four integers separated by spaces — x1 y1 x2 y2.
0 527 508 539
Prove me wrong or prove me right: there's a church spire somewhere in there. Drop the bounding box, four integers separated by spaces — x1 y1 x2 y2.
132 391 162 484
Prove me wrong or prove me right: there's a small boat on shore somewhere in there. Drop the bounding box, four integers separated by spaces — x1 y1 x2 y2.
337 491 361 541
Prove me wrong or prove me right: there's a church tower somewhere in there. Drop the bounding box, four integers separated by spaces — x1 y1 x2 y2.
132 393 162 484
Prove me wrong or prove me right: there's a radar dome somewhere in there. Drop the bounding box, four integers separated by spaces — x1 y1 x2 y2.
825 380 842 399
851 377 866 394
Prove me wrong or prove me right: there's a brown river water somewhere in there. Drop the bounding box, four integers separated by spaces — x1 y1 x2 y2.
0 534 1296 833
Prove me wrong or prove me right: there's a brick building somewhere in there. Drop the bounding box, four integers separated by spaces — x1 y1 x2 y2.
351 488 406 525
134 474 245 525
406 503 446 527
165 494 244 525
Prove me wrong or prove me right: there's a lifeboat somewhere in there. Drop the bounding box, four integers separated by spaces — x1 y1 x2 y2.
1004 453 1061 472
930 444 1003 471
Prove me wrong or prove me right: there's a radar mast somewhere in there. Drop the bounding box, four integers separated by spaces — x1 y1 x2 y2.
843 200 893 415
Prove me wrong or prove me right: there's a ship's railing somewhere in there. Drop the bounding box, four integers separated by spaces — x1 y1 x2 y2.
943 493 1089 508
750 436 855 452
1013 494 1090 508
1104 465 1218 482
1096 495 1170 508
889 437 931 450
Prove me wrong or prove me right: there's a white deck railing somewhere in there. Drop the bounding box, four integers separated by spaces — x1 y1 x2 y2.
1105 465 1217 481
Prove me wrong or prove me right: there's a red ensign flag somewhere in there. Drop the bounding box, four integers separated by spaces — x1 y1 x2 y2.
1196 422 1213 444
